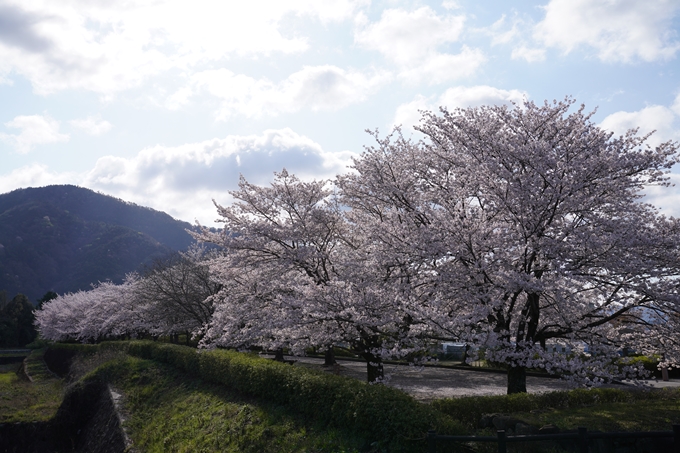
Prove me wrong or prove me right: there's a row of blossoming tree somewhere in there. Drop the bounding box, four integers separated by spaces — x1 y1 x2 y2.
36 99 680 393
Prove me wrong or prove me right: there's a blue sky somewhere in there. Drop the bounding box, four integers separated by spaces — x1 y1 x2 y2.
1 0 679 225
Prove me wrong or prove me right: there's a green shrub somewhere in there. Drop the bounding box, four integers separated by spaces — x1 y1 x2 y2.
620 355 660 377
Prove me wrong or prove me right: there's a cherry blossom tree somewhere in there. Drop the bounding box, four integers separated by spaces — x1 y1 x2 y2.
33 98 680 393
195 170 417 382
35 275 144 342
135 245 221 343
340 98 680 393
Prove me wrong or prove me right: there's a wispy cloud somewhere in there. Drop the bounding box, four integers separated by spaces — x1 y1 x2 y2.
70 115 112 136
0 128 356 225
354 6 485 84
393 85 528 130
0 114 69 153
534 0 680 63
0 0 367 95
168 65 389 119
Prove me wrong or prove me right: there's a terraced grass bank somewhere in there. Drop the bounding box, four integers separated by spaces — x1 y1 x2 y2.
45 341 463 452
1 348 130 453
92 355 365 453
0 349 64 424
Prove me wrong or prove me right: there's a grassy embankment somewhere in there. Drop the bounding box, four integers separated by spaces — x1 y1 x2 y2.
4 343 679 452
85 352 366 453
43 342 462 452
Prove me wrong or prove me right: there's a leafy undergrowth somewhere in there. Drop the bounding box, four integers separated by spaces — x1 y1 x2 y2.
432 387 680 433
92 355 365 453
0 348 64 423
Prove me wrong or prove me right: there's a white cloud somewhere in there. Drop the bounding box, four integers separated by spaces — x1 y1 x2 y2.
0 0 367 95
393 95 431 132
397 47 485 85
393 85 528 129
441 1 461 10
83 129 356 223
484 14 521 47
0 114 69 153
354 7 485 84
600 105 679 148
0 128 356 225
600 100 680 217
172 65 389 119
672 93 680 116
643 173 680 218
534 0 680 63
0 163 76 195
511 46 546 63
69 116 112 136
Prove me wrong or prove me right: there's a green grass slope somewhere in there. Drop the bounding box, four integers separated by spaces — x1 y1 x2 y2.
93 355 363 453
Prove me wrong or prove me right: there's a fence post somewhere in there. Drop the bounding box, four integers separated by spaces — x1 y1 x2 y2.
673 424 680 453
578 427 588 453
427 430 436 453
497 430 507 453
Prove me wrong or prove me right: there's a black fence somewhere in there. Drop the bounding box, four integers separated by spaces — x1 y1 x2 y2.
427 425 680 453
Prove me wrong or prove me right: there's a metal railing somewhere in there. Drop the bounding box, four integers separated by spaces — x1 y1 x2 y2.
427 425 680 453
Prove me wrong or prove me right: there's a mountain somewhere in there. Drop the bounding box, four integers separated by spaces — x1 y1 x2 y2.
0 185 197 302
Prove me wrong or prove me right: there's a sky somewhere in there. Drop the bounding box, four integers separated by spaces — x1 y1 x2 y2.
1 0 680 226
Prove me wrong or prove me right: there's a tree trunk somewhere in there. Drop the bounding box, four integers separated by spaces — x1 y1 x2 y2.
324 347 336 367
367 360 384 383
461 344 470 365
273 348 285 362
361 353 384 383
507 365 527 394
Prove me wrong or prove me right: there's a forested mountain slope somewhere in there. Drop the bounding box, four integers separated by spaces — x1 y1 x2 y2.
0 185 195 302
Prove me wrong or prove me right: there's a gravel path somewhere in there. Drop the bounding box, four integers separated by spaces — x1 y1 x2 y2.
273 356 575 402
267 355 679 402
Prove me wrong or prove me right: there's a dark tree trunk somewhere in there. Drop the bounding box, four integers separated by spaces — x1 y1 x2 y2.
273 348 285 362
185 331 190 346
324 347 336 367
507 365 527 394
353 334 384 383
367 360 384 383
361 352 384 383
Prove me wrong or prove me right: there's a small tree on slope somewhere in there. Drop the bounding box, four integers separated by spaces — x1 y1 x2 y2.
340 98 680 393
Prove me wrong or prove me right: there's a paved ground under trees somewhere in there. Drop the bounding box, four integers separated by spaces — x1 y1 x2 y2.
265 355 680 402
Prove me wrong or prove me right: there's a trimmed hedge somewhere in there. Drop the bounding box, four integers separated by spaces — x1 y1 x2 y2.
48 341 464 452
431 387 680 429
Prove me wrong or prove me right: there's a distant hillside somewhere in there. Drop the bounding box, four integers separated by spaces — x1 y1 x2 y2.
0 185 196 302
